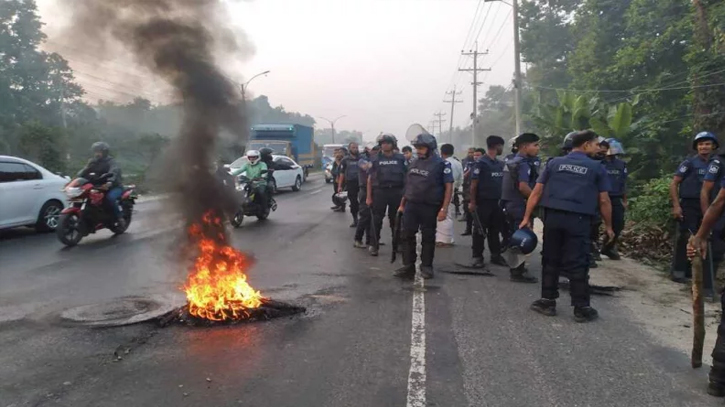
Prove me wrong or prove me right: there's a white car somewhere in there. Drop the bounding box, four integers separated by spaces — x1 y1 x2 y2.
0 155 69 232
229 154 305 193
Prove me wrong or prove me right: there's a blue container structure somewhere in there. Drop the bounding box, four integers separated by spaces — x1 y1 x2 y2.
248 124 316 176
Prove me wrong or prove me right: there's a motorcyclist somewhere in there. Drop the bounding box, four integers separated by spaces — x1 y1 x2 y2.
259 147 279 198
77 141 125 228
231 150 269 208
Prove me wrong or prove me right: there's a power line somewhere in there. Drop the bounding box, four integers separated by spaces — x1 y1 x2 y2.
444 86 464 139
460 43 491 147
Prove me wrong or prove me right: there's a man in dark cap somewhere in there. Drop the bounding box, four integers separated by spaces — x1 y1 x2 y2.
501 133 541 283
467 135 508 269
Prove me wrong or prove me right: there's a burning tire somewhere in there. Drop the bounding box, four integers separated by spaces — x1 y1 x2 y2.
57 213 84 247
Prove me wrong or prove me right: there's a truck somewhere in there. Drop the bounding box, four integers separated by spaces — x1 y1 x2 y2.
248 124 316 177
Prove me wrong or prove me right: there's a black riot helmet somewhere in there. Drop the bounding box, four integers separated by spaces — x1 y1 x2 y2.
91 141 110 158
377 133 398 148
412 133 437 157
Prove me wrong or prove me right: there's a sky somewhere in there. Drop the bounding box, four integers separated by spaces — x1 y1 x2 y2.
36 0 516 143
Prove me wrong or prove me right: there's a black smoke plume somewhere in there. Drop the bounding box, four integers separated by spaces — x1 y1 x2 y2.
63 0 250 240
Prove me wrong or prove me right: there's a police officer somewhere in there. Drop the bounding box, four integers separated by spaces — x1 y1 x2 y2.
331 148 346 212
501 133 541 283
521 130 613 323
354 145 380 248
366 134 407 257
670 131 718 283
396 133 454 279
460 148 476 229
588 139 609 268
600 138 628 260
688 170 725 397
338 142 362 227
467 136 508 269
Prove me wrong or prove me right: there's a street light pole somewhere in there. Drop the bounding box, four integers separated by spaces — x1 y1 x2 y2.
240 70 270 101
318 115 347 144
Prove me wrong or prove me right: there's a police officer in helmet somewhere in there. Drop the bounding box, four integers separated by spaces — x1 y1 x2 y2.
670 131 718 283
77 141 125 228
521 130 613 323
395 133 454 279
600 138 628 260
338 142 363 228
501 133 541 283
366 133 407 256
467 136 508 269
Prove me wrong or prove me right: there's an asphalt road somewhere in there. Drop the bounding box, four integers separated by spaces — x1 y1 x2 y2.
0 173 719 407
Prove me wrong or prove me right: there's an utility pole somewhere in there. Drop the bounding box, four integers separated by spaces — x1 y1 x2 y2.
443 86 463 143
484 0 524 135
428 121 436 135
512 0 523 136
433 111 447 138
459 42 490 147
59 82 67 129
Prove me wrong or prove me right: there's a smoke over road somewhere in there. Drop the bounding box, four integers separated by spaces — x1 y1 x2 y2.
63 0 251 240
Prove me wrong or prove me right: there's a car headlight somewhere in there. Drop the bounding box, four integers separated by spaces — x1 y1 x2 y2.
65 187 83 199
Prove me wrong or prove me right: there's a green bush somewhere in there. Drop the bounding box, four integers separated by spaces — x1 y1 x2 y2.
627 175 673 227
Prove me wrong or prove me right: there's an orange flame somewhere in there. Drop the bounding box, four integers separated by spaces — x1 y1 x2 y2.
183 212 263 321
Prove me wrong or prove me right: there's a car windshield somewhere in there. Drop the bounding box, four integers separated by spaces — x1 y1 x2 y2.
248 142 288 155
323 146 340 157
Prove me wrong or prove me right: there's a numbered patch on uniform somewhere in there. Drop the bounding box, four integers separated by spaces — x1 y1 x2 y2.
444 168 452 174
710 165 719 174
680 165 688 173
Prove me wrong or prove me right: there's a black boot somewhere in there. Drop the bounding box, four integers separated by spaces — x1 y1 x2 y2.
461 229 472 236
601 242 621 260
420 265 434 279
510 264 537 283
490 255 508 267
530 299 557 316
394 264 416 279
573 306 599 323
465 257 485 269
350 215 358 228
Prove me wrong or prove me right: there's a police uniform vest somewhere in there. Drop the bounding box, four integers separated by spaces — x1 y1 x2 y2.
679 156 710 199
541 153 601 216
475 156 504 200
501 155 538 203
344 154 361 183
604 158 626 197
405 155 445 206
372 152 406 189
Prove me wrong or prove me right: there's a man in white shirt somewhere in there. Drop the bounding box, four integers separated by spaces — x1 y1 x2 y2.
436 143 464 246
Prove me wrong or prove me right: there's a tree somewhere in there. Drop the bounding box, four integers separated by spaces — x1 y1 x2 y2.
17 121 66 172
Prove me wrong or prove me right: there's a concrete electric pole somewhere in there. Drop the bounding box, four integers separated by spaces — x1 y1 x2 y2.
459 42 490 148
443 86 463 143
433 111 447 139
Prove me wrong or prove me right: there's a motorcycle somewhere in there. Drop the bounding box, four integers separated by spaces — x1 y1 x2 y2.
324 162 334 183
56 173 137 247
230 171 277 228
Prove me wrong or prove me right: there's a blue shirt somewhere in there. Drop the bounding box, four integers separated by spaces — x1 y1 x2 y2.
538 151 611 192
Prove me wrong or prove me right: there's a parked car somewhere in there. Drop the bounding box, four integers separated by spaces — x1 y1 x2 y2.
0 155 69 232
228 154 305 193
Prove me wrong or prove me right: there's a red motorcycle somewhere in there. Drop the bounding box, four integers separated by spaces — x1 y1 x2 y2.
56 173 137 247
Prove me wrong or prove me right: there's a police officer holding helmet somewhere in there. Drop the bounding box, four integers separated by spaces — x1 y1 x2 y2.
521 130 614 323
600 138 628 260
467 135 508 269
670 131 718 283
395 133 454 279
501 133 541 283
367 133 407 257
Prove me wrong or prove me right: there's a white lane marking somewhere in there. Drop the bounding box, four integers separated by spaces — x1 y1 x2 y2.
309 189 322 195
406 236 426 407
